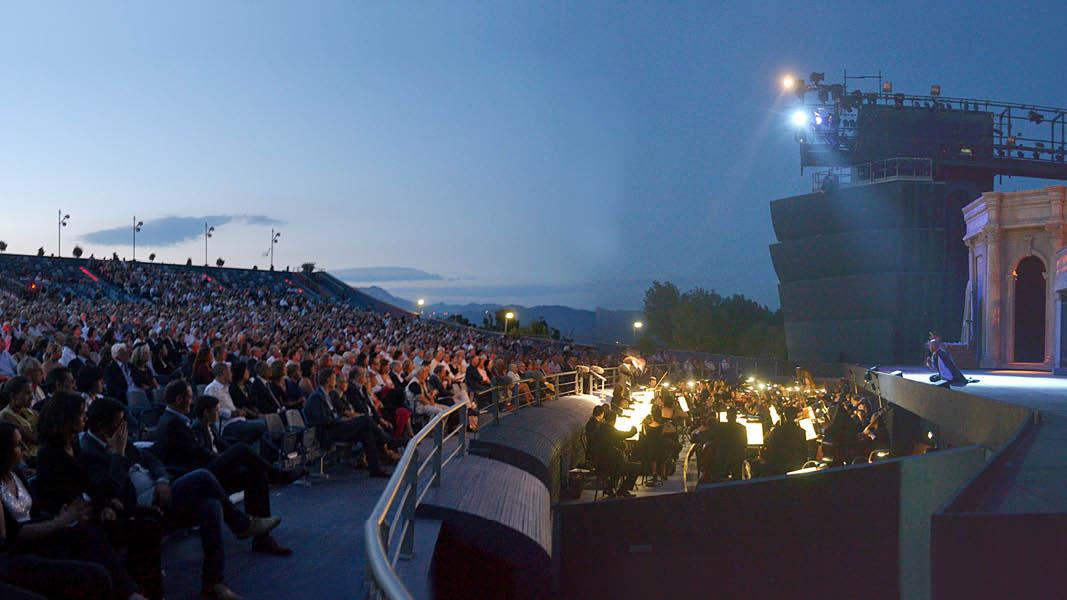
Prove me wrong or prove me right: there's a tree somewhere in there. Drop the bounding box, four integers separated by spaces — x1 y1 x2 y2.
186 258 193 266
446 314 473 327
0 241 7 252
72 246 83 258
643 281 681 344
216 258 225 267
301 262 315 275
148 253 156 262
483 308 519 332
37 247 44 257
640 281 786 359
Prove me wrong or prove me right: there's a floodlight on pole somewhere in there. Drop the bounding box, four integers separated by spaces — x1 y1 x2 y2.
204 222 215 266
133 217 144 261
269 229 281 270
417 298 425 316
57 210 70 256
632 320 643 344
781 74 796 91
790 110 809 128
504 311 514 335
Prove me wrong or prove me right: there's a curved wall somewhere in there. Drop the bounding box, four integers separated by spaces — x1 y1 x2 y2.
771 180 979 363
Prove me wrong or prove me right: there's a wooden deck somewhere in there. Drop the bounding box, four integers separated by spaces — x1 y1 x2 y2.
471 394 600 500
417 453 551 555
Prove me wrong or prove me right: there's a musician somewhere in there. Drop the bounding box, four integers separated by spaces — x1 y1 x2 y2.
757 406 807 475
712 408 747 481
587 409 640 498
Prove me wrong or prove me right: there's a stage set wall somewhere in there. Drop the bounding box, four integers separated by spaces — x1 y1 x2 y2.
771 179 979 364
962 186 1067 370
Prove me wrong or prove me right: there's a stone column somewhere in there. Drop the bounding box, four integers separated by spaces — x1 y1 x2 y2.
1044 186 1067 368
982 230 1003 368
981 193 1004 368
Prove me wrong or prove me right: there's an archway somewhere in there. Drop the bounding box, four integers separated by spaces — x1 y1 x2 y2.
1014 255 1046 363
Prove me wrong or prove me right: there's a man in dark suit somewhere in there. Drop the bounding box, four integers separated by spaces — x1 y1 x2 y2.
155 380 299 556
104 343 134 402
82 398 279 600
249 362 283 414
305 370 389 477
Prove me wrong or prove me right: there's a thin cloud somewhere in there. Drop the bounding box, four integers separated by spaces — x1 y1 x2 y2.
80 214 284 246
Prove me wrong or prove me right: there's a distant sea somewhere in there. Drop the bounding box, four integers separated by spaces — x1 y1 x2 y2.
339 278 643 311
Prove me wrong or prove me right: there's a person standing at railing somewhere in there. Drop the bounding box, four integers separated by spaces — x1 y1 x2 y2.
465 356 491 409
447 353 478 432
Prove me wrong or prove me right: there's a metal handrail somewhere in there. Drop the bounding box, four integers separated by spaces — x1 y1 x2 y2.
477 366 623 425
364 400 469 600
682 442 700 492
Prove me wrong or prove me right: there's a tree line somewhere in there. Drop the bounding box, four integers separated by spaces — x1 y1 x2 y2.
640 281 786 358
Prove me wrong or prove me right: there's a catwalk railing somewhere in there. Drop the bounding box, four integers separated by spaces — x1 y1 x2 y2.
363 401 469 600
478 366 616 425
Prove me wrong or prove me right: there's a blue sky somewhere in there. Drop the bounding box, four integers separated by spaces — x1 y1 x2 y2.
2 2 1066 309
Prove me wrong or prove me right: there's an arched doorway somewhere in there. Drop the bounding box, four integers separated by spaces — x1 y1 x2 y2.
1014 256 1046 363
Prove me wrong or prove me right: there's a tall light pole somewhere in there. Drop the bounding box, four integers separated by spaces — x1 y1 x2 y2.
632 320 643 344
57 210 69 256
417 298 425 316
269 229 281 270
204 222 215 266
132 217 143 261
504 311 515 335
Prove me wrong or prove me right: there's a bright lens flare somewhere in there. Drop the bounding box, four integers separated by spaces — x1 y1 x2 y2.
781 74 796 90
790 110 808 127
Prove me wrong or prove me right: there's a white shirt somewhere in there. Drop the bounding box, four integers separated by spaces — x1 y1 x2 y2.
204 379 243 426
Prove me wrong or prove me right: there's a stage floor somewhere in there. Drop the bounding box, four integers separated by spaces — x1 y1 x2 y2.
886 365 1067 416
883 365 1067 514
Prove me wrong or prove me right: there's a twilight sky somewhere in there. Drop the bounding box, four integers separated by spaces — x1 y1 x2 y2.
2 2 1066 310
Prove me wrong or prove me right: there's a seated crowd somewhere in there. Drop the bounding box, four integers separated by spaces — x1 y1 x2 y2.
0 257 605 600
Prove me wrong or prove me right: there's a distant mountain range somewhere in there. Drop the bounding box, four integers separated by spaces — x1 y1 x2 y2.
333 267 442 282
358 286 642 346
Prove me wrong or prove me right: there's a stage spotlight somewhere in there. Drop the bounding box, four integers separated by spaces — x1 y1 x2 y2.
814 112 824 126
1029 110 1045 124
790 110 809 127
781 74 796 90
